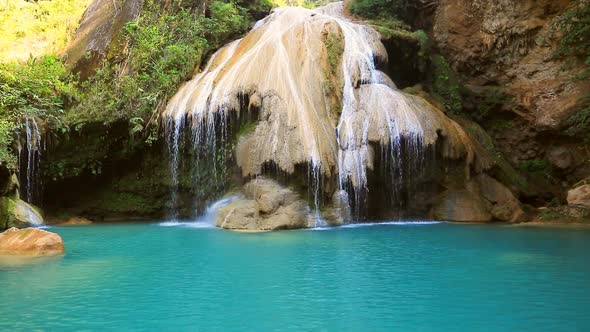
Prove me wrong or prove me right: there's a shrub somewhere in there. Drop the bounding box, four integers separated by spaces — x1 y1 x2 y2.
430 55 462 113
0 55 78 168
350 0 411 21
71 0 259 130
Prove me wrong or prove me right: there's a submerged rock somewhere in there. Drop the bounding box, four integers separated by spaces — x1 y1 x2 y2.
0 228 64 256
216 179 310 231
56 216 93 226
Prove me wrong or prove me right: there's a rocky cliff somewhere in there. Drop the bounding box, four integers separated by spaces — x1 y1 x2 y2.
430 0 589 221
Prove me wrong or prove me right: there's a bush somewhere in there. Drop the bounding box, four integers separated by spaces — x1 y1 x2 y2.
430 55 462 113
0 55 78 168
350 0 411 21
71 0 259 131
519 159 550 173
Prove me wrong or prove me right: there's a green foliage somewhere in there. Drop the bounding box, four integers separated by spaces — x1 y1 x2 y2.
323 32 344 114
554 0 590 141
70 0 257 128
460 118 530 193
0 55 78 168
0 0 90 61
471 88 515 121
350 0 411 21
325 33 344 76
564 103 590 142
0 119 16 169
431 55 462 113
236 120 258 139
539 209 590 223
1 55 78 121
519 159 550 173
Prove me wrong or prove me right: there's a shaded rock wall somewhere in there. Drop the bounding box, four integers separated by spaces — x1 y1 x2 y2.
432 0 590 202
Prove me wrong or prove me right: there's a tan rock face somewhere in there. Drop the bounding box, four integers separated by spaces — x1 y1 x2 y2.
216 179 310 231
567 185 590 209
433 0 589 131
432 189 492 222
473 174 525 222
0 228 65 256
432 174 524 223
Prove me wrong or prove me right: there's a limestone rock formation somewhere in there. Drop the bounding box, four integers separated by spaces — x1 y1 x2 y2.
567 185 590 209
216 179 310 231
0 227 64 256
164 3 492 218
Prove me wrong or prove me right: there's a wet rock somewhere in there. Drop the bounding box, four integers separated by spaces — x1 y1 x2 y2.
567 185 590 209
216 178 310 231
0 228 64 256
321 190 351 226
14 200 44 226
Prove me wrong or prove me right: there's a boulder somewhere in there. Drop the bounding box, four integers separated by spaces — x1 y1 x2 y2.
567 185 590 209
216 178 310 231
432 189 492 222
0 228 64 256
473 174 525 222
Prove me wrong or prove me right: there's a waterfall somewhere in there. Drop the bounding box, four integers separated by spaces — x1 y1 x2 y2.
163 2 481 220
17 116 42 205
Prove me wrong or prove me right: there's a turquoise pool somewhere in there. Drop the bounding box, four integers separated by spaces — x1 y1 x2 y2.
1 222 589 331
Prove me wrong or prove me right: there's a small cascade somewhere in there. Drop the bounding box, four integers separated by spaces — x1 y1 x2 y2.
202 195 238 226
165 113 185 218
159 195 238 227
17 116 43 205
162 2 483 221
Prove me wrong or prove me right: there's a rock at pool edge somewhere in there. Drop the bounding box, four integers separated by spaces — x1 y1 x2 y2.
0 227 65 256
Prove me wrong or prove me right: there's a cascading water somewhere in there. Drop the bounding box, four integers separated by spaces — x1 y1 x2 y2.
17 116 42 205
159 195 238 227
163 2 482 222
